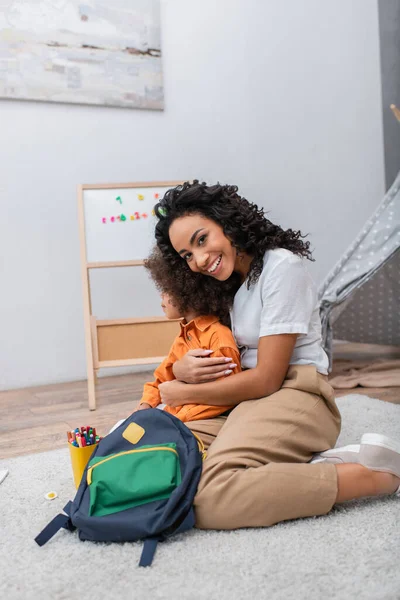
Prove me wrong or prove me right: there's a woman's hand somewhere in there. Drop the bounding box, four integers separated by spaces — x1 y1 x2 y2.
172 349 237 384
159 380 191 407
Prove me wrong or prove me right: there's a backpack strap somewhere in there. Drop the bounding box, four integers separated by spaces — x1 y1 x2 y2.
139 538 160 567
138 508 195 566
34 502 76 547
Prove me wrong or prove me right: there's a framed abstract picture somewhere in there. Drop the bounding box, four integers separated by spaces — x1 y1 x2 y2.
0 0 163 110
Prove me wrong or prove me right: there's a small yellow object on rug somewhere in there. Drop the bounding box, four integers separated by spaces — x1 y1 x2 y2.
45 491 58 500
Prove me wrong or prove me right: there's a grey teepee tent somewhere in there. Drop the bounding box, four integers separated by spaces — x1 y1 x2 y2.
319 170 400 368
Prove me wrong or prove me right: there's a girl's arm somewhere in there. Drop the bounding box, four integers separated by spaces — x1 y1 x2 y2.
160 334 298 407
139 355 175 407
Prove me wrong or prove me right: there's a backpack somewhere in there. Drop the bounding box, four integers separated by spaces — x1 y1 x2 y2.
34 409 205 566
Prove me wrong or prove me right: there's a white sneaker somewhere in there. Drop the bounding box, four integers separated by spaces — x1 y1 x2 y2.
310 444 360 464
360 434 400 480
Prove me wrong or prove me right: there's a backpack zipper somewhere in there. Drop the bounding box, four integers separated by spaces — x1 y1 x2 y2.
192 433 207 461
86 446 178 485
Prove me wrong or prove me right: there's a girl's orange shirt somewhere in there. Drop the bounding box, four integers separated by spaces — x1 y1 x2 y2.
140 315 241 422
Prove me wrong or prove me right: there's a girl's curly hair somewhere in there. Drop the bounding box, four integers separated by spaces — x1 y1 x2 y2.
154 180 314 288
144 246 241 327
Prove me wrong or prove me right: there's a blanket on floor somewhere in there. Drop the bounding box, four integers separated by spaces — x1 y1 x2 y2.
329 358 400 388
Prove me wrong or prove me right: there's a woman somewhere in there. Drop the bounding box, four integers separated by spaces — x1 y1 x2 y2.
153 180 400 530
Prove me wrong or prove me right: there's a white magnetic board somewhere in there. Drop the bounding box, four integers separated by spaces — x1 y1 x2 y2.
81 182 182 263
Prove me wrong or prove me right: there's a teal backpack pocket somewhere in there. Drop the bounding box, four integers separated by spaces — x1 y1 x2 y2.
87 443 182 517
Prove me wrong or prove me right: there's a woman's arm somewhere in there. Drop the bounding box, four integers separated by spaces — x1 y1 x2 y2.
160 334 298 407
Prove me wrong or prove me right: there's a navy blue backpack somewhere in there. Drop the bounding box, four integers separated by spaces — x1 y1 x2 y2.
35 409 205 566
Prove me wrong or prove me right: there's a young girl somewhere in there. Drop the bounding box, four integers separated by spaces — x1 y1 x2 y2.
138 248 241 422
153 180 400 530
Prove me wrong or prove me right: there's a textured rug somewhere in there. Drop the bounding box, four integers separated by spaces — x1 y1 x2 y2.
1 395 399 600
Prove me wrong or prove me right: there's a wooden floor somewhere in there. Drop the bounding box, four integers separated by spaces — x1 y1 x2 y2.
1 343 399 459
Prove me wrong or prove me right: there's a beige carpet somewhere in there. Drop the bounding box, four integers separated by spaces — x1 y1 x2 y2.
1 394 400 600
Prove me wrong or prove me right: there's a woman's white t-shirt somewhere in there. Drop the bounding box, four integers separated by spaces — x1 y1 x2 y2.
230 248 329 374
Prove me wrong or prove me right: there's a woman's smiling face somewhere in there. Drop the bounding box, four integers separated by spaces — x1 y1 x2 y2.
169 214 239 281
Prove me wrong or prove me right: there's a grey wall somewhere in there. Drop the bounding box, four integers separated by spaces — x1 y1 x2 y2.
379 0 400 189
0 0 385 389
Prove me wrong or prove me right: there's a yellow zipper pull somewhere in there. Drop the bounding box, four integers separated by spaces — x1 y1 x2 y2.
87 466 93 486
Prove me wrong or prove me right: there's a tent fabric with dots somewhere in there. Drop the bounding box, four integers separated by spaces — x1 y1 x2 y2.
319 170 400 369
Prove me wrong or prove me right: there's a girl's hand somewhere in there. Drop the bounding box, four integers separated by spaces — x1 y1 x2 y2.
172 349 237 384
159 380 190 407
136 402 152 411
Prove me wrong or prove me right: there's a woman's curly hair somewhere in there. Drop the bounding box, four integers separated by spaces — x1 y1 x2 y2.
144 246 242 327
154 180 314 288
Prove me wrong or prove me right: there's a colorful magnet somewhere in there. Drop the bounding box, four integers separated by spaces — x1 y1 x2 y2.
138 194 145 201
116 196 122 204
111 216 115 222
152 209 155 216
102 217 107 223
154 193 159 199
134 212 140 220
130 215 135 220
141 213 148 218
120 214 126 221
